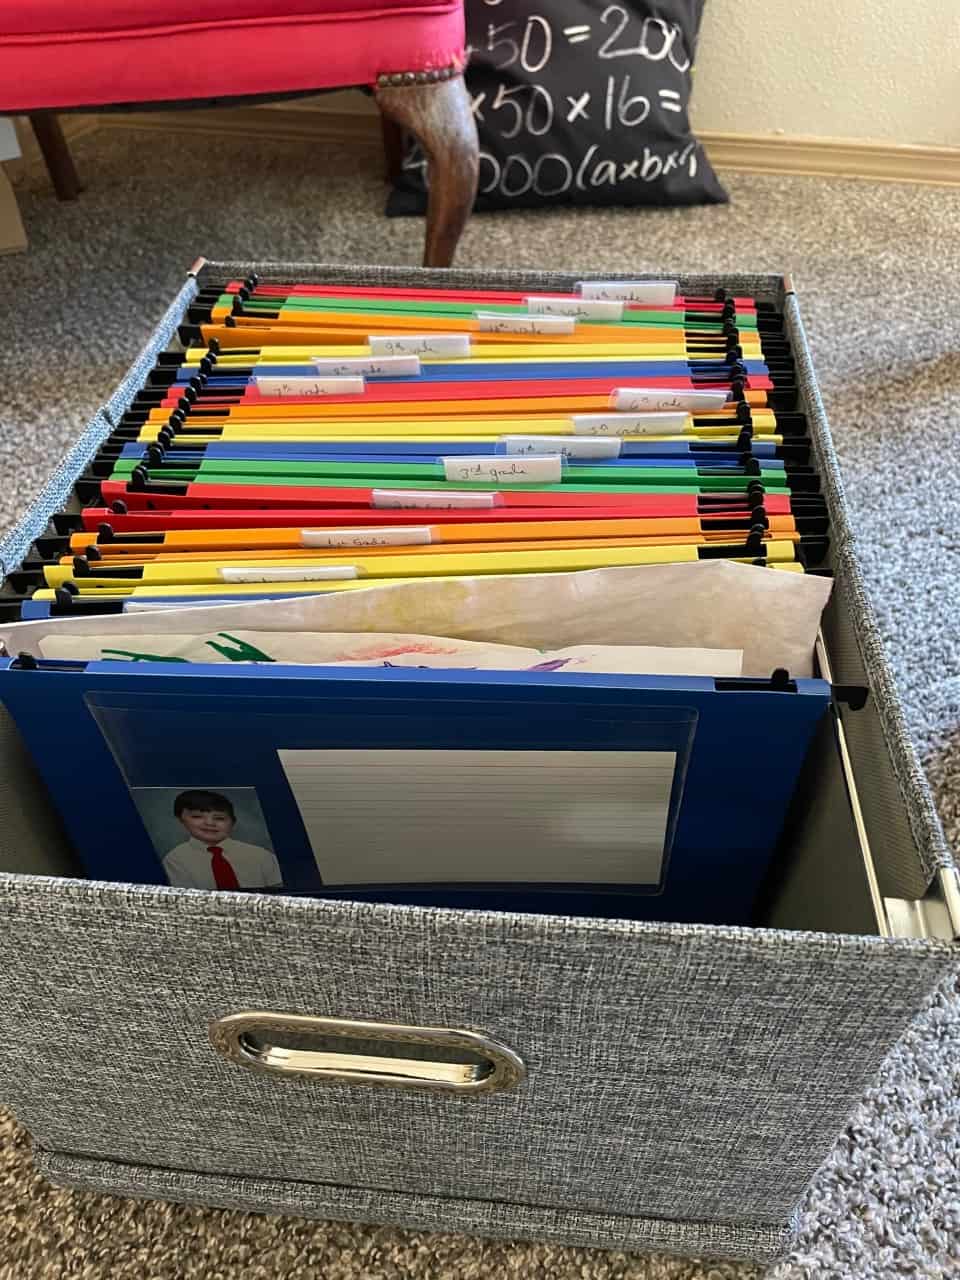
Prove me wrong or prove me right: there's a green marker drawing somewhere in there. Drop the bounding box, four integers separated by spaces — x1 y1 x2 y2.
204 633 276 663
101 649 188 664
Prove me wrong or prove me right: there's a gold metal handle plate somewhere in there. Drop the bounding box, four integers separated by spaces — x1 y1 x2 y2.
209 1011 526 1094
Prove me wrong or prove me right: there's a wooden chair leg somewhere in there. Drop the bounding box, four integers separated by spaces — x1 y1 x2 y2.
28 112 83 201
380 114 405 185
375 75 478 269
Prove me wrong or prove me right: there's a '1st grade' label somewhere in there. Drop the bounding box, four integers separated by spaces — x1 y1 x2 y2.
301 527 434 548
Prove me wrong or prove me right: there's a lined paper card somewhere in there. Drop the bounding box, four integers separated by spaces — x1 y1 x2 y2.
278 748 677 885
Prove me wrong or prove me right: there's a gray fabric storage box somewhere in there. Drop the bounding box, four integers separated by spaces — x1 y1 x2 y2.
0 261 956 1265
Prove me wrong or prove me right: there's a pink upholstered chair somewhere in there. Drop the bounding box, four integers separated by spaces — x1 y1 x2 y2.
0 0 478 265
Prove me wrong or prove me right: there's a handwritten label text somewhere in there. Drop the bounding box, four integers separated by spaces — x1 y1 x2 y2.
372 489 500 509
442 455 563 484
254 375 365 397
573 412 688 436
612 388 728 411
301 527 434 548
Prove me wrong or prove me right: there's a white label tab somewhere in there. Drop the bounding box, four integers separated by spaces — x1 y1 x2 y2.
612 388 729 412
502 435 622 459
311 356 421 377
441 455 563 484
475 312 576 335
573 412 689 436
578 280 678 305
254 375 365 397
372 489 499 509
525 296 624 321
220 565 360 582
301 526 433 548
369 334 472 358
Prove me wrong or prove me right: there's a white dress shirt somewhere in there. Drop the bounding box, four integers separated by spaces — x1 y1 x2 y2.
162 836 283 889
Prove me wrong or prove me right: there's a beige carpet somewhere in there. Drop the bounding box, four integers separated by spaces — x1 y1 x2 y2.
0 127 958 1279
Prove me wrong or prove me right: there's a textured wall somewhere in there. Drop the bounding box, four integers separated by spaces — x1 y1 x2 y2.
278 1 960 148
692 0 960 145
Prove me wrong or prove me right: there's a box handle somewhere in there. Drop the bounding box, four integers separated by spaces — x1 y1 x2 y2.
209 1011 526 1094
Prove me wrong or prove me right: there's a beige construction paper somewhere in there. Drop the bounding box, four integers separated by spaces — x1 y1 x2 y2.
36 630 742 677
1 560 832 677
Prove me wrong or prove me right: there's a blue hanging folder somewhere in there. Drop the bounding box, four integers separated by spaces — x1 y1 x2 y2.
0 658 831 924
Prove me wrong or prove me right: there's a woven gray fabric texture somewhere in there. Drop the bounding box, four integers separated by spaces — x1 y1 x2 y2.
0 127 957 1277
0 875 952 1259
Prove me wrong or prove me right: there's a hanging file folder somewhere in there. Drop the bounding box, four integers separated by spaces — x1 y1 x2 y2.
0 658 832 925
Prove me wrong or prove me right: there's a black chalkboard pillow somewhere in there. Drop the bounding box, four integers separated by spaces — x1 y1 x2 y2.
387 0 727 214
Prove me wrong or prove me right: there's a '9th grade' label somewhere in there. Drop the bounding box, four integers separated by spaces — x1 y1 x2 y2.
369 334 473 357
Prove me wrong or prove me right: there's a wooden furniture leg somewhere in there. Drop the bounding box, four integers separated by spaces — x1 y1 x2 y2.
380 114 405 184
28 112 83 200
375 73 478 269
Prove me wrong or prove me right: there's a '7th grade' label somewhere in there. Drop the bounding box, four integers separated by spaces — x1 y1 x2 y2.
254 375 365 397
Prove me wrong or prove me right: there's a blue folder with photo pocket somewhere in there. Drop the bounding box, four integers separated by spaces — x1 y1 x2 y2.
0 658 832 924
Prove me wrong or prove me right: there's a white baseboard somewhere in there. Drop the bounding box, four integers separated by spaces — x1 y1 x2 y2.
12 107 960 187
699 131 960 186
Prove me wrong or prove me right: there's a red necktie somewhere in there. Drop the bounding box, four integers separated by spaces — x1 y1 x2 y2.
208 845 240 890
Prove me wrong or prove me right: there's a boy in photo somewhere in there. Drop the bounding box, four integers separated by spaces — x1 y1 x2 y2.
163 790 283 890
